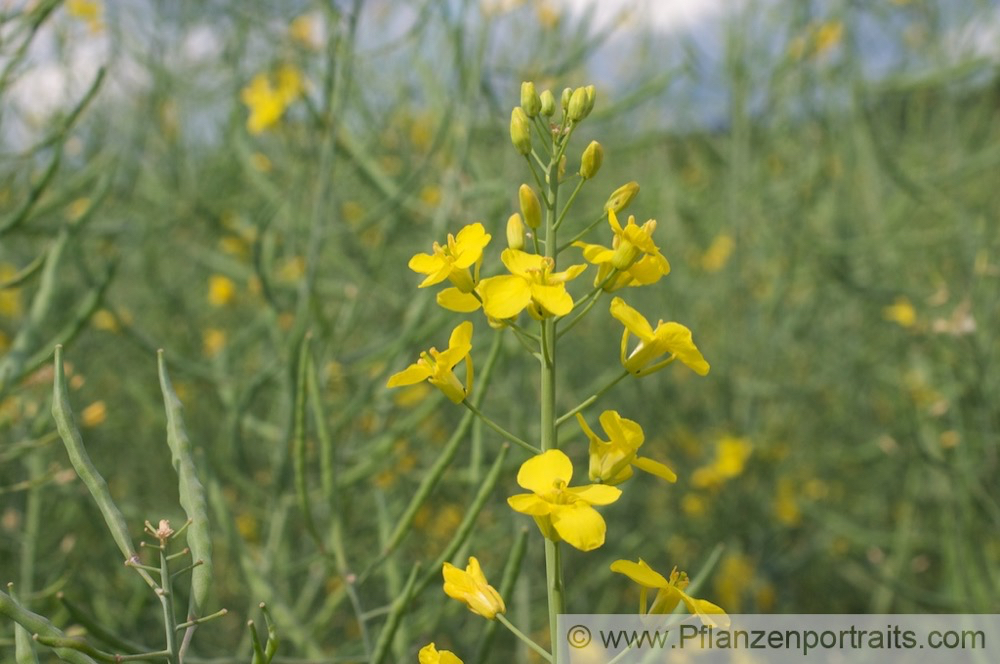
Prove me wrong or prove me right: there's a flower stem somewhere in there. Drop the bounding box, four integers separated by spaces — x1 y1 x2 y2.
555 369 630 429
497 613 553 663
553 176 585 233
462 401 541 455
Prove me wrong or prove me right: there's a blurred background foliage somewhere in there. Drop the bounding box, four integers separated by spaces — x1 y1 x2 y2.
1 0 998 660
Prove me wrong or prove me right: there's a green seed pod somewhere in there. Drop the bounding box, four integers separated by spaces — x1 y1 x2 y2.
506 213 525 251
604 181 640 214
510 107 532 156
521 81 541 117
519 184 542 229
539 89 556 117
568 87 588 122
580 140 603 179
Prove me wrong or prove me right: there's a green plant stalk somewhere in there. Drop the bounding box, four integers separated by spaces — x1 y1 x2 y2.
157 548 180 664
556 369 630 428
497 613 552 662
541 133 565 661
0 586 98 664
370 563 420 664
10 584 39 664
292 335 324 552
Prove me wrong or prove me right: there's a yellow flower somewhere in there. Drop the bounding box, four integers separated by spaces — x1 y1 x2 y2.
574 209 670 291
387 322 473 403
203 329 226 357
478 250 586 320
610 297 709 377
700 233 734 272
241 65 305 135
442 556 505 620
80 401 107 428
208 275 236 307
883 296 916 327
813 20 844 57
691 435 752 488
507 449 621 551
576 410 676 485
408 223 492 313
610 558 729 626
419 643 463 664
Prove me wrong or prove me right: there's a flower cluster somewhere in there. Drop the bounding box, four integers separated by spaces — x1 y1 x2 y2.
390 81 723 662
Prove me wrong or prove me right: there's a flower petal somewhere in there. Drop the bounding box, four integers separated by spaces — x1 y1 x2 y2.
437 288 482 313
610 297 655 341
610 558 669 589
632 455 678 483
499 248 544 276
655 322 710 376
516 449 572 494
386 363 431 387
507 493 552 516
529 283 574 317
551 503 607 551
479 275 531 319
565 483 622 506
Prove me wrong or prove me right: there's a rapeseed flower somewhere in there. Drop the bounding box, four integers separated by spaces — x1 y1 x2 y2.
574 209 670 291
387 321 473 403
419 643 463 664
576 410 676 485
478 250 586 320
408 223 491 313
610 297 709 377
610 558 729 626
507 449 621 551
241 65 305 135
442 556 505 620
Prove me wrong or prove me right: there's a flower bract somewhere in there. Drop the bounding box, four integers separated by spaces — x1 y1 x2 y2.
576 410 677 485
507 449 621 551
386 321 473 403
610 297 709 377
442 556 506 620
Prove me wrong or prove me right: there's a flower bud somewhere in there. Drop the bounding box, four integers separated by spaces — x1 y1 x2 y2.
539 89 556 116
604 181 639 214
561 87 572 112
519 184 542 229
506 212 525 250
580 140 603 179
510 107 532 156
568 87 588 122
520 81 541 117
583 84 596 116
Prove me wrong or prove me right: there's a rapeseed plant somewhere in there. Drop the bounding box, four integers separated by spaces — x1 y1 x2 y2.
389 82 726 662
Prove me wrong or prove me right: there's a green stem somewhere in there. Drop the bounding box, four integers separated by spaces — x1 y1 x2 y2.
496 613 553 663
553 176 585 233
158 549 180 664
461 401 541 455
555 369 630 429
558 212 607 254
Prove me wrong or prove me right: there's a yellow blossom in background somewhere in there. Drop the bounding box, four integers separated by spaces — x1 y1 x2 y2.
387 321 474 404
203 328 226 357
80 401 106 428
701 233 734 272
478 249 586 320
208 275 237 307
392 382 432 408
241 65 305 135
610 559 729 626
0 264 22 318
442 556 506 620
576 410 676 485
507 449 621 551
610 297 709 376
419 643 463 664
691 435 753 489
408 223 492 312
66 197 91 222
420 184 442 207
91 309 120 333
536 1 560 28
66 0 102 30
883 296 916 327
773 477 802 526
249 152 272 173
277 256 306 283
289 13 323 50
813 21 844 56
714 553 755 611
681 492 707 517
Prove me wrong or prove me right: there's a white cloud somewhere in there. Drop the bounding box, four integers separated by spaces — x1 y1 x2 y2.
553 0 728 33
